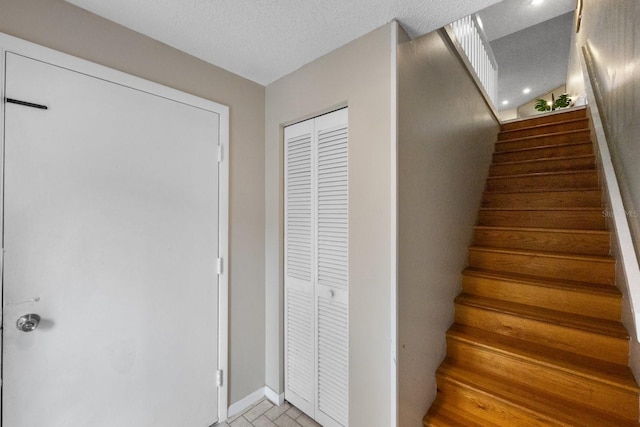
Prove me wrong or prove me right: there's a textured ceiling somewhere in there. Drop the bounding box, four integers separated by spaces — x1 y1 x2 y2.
66 0 503 85
478 0 576 41
491 12 574 110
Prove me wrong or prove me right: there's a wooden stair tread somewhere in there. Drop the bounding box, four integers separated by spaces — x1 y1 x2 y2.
486 169 597 181
469 245 614 263
472 225 611 256
447 323 638 392
500 108 587 131
483 187 600 195
425 107 640 424
423 401 493 427
463 267 620 297
437 362 640 426
474 225 610 237
496 128 590 144
494 141 592 156
480 206 602 211
499 117 589 137
490 153 595 167
455 293 628 339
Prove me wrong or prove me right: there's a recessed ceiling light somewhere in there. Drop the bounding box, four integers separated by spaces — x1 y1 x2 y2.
530 0 544 5
523 88 531 94
502 100 509 105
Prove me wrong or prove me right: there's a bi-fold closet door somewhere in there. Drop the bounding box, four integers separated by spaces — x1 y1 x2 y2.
284 108 349 427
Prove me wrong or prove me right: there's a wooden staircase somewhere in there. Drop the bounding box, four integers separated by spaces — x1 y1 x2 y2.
423 108 640 426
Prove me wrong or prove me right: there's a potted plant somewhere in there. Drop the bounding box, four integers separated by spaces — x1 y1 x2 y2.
534 93 572 112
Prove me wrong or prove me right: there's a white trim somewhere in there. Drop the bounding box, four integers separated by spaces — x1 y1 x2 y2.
0 32 230 424
579 46 640 341
389 21 399 427
265 386 285 406
228 388 266 417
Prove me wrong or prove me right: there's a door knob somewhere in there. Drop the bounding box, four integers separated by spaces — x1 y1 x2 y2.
16 314 41 332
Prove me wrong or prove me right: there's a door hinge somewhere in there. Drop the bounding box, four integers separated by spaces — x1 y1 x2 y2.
216 370 224 387
217 145 223 163
216 258 223 275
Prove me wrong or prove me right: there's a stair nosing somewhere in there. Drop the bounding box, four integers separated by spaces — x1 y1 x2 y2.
473 225 610 236
486 169 598 181
483 187 601 195
497 128 590 144
456 293 628 339
499 117 589 136
479 206 603 211
447 323 638 392
500 107 587 126
437 362 636 426
469 245 615 263
424 401 492 427
493 141 592 156
489 154 596 167
462 267 621 296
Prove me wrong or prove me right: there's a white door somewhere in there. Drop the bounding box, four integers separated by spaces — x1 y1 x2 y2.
2 51 221 427
284 108 349 427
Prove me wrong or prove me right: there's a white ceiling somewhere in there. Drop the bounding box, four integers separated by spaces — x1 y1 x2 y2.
475 0 576 110
478 0 576 41
66 0 503 85
491 12 575 110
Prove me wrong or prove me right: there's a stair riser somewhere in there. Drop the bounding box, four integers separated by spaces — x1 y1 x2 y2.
462 274 621 320
472 228 610 255
446 338 639 420
486 172 598 192
436 376 565 426
482 190 602 208
495 130 591 152
501 109 587 131
455 304 629 364
489 156 596 176
498 119 590 141
468 249 615 285
478 210 606 230
493 143 593 163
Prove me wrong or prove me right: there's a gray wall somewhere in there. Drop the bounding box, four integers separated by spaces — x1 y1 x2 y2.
397 29 499 425
565 0 640 387
566 0 640 261
0 0 266 406
265 23 396 427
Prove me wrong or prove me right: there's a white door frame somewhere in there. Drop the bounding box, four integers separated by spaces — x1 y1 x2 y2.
0 32 230 422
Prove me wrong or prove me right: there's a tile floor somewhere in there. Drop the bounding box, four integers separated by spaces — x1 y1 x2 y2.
215 399 321 427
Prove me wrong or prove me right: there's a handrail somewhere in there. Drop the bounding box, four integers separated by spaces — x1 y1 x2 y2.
580 44 640 341
447 14 499 107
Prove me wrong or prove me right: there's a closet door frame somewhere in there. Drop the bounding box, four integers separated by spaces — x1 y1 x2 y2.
0 32 230 422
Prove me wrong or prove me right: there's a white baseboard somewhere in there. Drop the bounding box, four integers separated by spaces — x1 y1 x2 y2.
228 386 286 418
265 386 285 405
228 388 265 417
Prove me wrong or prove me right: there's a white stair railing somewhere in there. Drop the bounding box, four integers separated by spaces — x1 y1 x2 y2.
448 14 498 107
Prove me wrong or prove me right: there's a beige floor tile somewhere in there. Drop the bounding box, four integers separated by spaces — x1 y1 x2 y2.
264 402 292 421
285 406 302 420
244 400 274 422
274 414 302 427
252 415 278 427
230 417 254 427
295 413 321 427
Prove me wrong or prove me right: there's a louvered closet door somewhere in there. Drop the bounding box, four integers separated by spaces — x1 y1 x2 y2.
284 119 316 416
285 108 349 427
